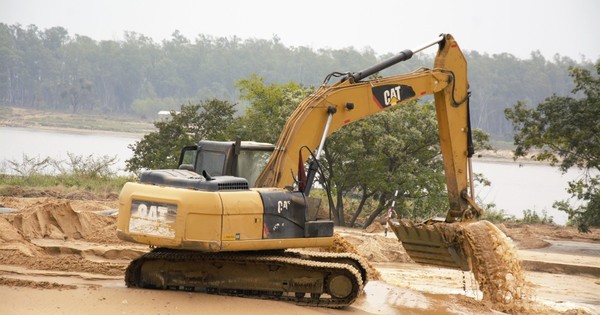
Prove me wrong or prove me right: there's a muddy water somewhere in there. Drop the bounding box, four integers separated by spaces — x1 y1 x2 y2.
355 281 431 314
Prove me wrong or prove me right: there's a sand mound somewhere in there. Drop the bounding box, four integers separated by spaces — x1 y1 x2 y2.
0 198 123 247
3 186 119 201
14 199 89 240
337 230 411 263
0 216 24 242
319 233 382 280
365 222 384 233
0 216 41 257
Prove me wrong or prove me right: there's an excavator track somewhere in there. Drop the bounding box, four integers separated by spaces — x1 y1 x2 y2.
125 248 364 308
285 249 370 284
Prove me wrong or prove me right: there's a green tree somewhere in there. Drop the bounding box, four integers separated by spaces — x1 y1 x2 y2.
125 99 237 172
235 75 312 143
322 101 494 227
504 61 600 231
321 102 448 227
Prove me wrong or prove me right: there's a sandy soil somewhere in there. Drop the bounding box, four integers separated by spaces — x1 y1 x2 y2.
0 193 599 315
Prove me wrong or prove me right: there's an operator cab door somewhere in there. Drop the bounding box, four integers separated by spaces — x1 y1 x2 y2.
178 142 231 176
178 140 275 187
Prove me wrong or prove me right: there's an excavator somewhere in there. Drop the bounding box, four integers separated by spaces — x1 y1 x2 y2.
116 34 483 307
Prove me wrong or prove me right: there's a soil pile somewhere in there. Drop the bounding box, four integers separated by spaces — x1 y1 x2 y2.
0 196 128 276
0 216 41 257
364 221 384 233
0 197 123 245
17 199 88 240
336 227 412 263
0 197 127 276
319 233 382 280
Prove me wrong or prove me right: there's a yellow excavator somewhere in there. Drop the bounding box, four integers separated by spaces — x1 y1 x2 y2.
117 34 482 307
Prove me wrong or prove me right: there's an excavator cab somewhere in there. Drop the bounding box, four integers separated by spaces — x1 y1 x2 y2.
178 140 275 187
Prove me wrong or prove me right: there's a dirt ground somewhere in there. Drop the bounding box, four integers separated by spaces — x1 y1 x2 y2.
0 192 599 315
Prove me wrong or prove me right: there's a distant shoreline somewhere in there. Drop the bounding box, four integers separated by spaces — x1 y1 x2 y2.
0 107 551 167
0 124 145 139
1 124 550 168
0 106 154 138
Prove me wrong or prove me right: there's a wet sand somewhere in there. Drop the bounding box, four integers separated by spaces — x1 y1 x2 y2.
0 195 599 314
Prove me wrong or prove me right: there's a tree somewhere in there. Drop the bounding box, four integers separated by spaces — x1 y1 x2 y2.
504 61 600 231
125 99 237 172
321 100 494 227
234 75 312 143
322 102 448 227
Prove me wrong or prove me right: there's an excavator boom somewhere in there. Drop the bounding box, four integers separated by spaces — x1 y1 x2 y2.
255 34 478 224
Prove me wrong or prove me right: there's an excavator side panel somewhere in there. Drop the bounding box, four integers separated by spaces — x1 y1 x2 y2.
117 183 334 252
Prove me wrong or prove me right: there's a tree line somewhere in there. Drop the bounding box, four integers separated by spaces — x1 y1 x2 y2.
0 23 596 139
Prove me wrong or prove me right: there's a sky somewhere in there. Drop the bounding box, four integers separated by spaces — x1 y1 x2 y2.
1 0 599 61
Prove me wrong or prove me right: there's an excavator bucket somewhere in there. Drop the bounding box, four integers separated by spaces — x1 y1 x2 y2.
389 219 471 271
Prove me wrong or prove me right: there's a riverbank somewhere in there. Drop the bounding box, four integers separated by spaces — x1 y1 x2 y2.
2 106 533 163
0 106 154 137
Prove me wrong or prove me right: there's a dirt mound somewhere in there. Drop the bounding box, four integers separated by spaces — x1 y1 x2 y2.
0 216 42 257
0 198 129 277
365 221 384 233
502 223 600 247
1 198 124 246
338 229 411 263
15 199 88 240
320 233 382 281
2 187 65 199
0 216 24 242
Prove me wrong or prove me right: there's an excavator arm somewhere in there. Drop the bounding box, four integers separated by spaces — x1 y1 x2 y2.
255 34 481 223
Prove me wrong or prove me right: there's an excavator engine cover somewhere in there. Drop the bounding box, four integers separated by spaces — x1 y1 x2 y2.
389 220 471 271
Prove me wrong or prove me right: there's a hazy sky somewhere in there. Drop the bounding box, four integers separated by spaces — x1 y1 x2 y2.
1 0 599 60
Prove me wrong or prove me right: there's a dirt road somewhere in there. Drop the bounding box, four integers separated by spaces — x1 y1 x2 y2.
0 195 598 314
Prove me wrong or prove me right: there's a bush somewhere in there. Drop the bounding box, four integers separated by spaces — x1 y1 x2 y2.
5 153 119 178
519 209 554 225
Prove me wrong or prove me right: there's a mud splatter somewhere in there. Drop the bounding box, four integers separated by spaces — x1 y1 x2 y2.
462 220 527 313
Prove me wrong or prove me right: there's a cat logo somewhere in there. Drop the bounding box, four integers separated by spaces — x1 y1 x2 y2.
372 84 416 108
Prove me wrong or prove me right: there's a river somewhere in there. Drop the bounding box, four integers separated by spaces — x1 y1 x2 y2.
0 126 583 225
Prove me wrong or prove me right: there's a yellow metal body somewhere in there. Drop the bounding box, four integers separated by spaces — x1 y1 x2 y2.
117 183 333 251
